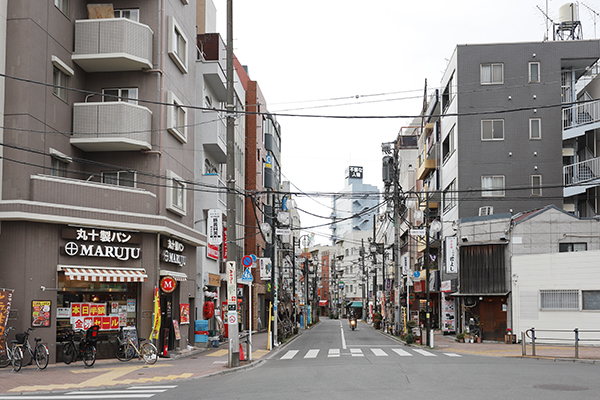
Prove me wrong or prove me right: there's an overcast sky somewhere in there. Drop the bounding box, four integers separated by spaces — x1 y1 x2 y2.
211 0 600 245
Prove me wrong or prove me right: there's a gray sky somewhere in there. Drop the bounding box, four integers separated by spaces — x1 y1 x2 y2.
212 0 600 244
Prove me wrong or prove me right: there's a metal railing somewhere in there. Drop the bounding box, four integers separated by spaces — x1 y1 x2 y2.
563 157 600 186
562 99 600 130
522 327 600 359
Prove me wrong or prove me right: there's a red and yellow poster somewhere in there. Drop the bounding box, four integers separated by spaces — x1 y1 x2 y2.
0 289 14 355
32 300 51 327
180 303 190 325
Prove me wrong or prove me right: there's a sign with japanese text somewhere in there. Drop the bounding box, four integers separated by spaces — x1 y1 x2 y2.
401 254 410 276
207 209 223 246
69 302 119 331
0 289 14 356
445 236 458 273
32 300 51 327
227 261 237 305
162 237 186 266
61 227 141 262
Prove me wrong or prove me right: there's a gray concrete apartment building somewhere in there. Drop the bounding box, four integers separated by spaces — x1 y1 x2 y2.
0 0 206 363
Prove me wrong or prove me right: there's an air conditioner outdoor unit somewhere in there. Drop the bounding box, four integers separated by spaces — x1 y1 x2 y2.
479 206 493 216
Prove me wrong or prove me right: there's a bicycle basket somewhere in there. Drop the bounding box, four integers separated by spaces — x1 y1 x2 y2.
85 325 100 342
16 333 26 344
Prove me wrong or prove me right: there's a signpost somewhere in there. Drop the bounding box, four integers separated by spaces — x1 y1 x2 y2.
227 261 239 367
240 267 253 360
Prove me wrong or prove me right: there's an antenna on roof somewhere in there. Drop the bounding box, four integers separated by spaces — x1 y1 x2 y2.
581 2 600 39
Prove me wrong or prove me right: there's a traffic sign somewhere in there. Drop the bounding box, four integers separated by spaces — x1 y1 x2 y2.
242 255 253 267
410 228 426 236
241 268 253 283
414 271 420 278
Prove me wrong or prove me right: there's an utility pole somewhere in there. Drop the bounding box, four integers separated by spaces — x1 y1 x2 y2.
292 237 296 326
225 0 239 368
361 239 366 321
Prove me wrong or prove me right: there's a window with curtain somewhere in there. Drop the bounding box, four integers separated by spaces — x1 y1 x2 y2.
481 63 503 84
481 175 505 197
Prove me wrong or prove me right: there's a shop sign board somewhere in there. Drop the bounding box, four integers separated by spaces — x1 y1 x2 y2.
227 261 237 305
62 227 142 262
160 276 177 293
162 237 186 266
69 302 119 331
207 273 220 287
445 236 458 273
32 300 51 327
127 299 136 313
207 244 219 260
207 209 223 246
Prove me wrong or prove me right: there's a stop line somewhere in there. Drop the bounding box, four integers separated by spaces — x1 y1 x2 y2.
278 348 462 360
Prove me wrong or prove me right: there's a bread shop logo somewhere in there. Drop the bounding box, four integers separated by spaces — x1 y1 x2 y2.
62 228 141 262
162 238 186 267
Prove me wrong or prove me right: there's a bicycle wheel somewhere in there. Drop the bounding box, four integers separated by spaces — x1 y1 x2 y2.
141 342 158 365
11 345 22 372
35 344 49 370
116 343 134 361
82 342 96 367
62 342 76 364
0 354 10 368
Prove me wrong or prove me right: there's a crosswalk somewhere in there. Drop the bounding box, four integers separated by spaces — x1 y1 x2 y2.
0 385 177 399
278 348 461 360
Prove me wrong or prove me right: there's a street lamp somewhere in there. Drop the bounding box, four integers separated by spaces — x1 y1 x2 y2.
406 192 441 348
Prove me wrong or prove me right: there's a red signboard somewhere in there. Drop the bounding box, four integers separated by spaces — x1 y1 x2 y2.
160 276 177 293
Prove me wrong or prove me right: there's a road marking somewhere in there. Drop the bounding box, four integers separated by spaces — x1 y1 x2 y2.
280 350 298 360
304 349 320 358
371 348 388 357
206 349 228 357
212 360 227 364
252 349 270 359
340 323 347 349
328 349 340 357
350 348 363 357
66 390 166 394
443 353 462 357
413 349 436 357
391 348 412 356
0 395 154 399
127 386 177 390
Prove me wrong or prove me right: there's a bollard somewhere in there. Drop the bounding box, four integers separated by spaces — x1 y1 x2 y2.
521 331 526 356
574 328 579 359
531 327 536 356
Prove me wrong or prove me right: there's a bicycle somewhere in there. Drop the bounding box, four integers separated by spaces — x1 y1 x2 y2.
115 328 158 365
16 327 49 370
0 326 24 372
62 325 98 367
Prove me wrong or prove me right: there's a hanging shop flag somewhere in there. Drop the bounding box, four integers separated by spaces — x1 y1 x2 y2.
150 287 161 340
0 289 14 356
445 236 458 273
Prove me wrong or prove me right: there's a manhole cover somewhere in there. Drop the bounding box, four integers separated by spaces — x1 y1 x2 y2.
535 384 588 391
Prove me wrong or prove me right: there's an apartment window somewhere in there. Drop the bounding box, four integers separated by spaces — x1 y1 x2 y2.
113 8 139 21
531 175 542 196
443 180 456 213
102 171 135 187
540 289 578 310
102 88 138 104
559 242 587 252
167 91 187 143
529 62 540 83
530 118 541 139
582 291 600 310
442 126 455 162
481 175 505 197
49 148 71 177
54 0 68 15
481 63 503 84
166 170 186 216
481 119 504 140
51 56 74 102
168 16 188 74
442 74 453 112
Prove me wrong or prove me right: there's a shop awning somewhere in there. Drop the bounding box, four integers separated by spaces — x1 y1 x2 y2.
449 292 510 297
160 269 187 281
349 301 363 308
319 300 328 306
58 265 147 282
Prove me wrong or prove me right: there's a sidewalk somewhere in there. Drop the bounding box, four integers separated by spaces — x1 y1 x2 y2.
0 330 277 395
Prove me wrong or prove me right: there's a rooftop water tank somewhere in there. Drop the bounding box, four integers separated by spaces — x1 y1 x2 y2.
558 3 579 25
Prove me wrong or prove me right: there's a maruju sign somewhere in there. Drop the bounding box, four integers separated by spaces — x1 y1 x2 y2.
61 227 141 262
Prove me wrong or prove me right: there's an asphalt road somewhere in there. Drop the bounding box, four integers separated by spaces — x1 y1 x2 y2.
3 319 599 399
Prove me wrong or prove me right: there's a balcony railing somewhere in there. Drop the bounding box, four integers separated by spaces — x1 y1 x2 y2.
562 99 600 131
73 18 153 72
201 114 227 163
563 157 600 186
72 102 152 152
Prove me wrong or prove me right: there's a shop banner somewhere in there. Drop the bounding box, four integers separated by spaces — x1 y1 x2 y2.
69 302 120 331
180 303 190 325
150 287 161 340
0 289 14 356
445 236 458 273
442 292 456 333
32 300 51 327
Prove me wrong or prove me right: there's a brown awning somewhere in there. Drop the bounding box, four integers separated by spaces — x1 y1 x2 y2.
59 265 147 282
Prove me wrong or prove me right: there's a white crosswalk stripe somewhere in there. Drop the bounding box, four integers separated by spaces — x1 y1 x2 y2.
443 353 462 357
328 348 340 357
371 348 388 356
350 348 364 357
412 349 436 357
0 386 178 399
392 348 412 356
304 349 320 358
281 350 299 359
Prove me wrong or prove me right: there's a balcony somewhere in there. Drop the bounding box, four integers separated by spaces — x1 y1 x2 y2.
201 115 227 162
73 18 153 72
562 99 600 140
563 157 600 197
202 61 227 101
72 102 152 152
417 158 436 180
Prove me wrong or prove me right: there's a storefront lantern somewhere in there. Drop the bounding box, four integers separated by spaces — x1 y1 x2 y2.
203 301 215 319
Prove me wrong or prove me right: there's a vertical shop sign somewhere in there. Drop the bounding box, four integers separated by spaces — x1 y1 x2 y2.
32 300 51 327
441 292 456 333
0 289 14 355
207 209 223 246
180 303 190 324
445 236 458 273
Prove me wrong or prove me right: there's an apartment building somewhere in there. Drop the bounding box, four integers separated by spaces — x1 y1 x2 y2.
0 1 204 362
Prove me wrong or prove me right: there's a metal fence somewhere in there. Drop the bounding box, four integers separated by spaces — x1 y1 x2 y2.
522 327 600 359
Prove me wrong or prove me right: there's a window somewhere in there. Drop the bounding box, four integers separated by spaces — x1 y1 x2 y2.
530 118 541 139
102 171 135 187
166 170 186 216
481 63 503 84
582 291 600 310
559 242 587 252
168 16 188 73
54 0 68 15
442 126 455 162
531 175 542 196
443 180 456 213
102 88 138 104
540 289 578 310
442 74 453 112
167 91 187 143
49 148 71 177
481 120 504 140
113 8 139 21
529 62 540 83
481 175 505 197
204 159 218 175
52 55 74 101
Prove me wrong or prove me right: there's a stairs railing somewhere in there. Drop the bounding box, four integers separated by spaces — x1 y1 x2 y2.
563 157 600 186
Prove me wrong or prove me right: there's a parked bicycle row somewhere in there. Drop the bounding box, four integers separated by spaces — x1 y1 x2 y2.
0 325 157 372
